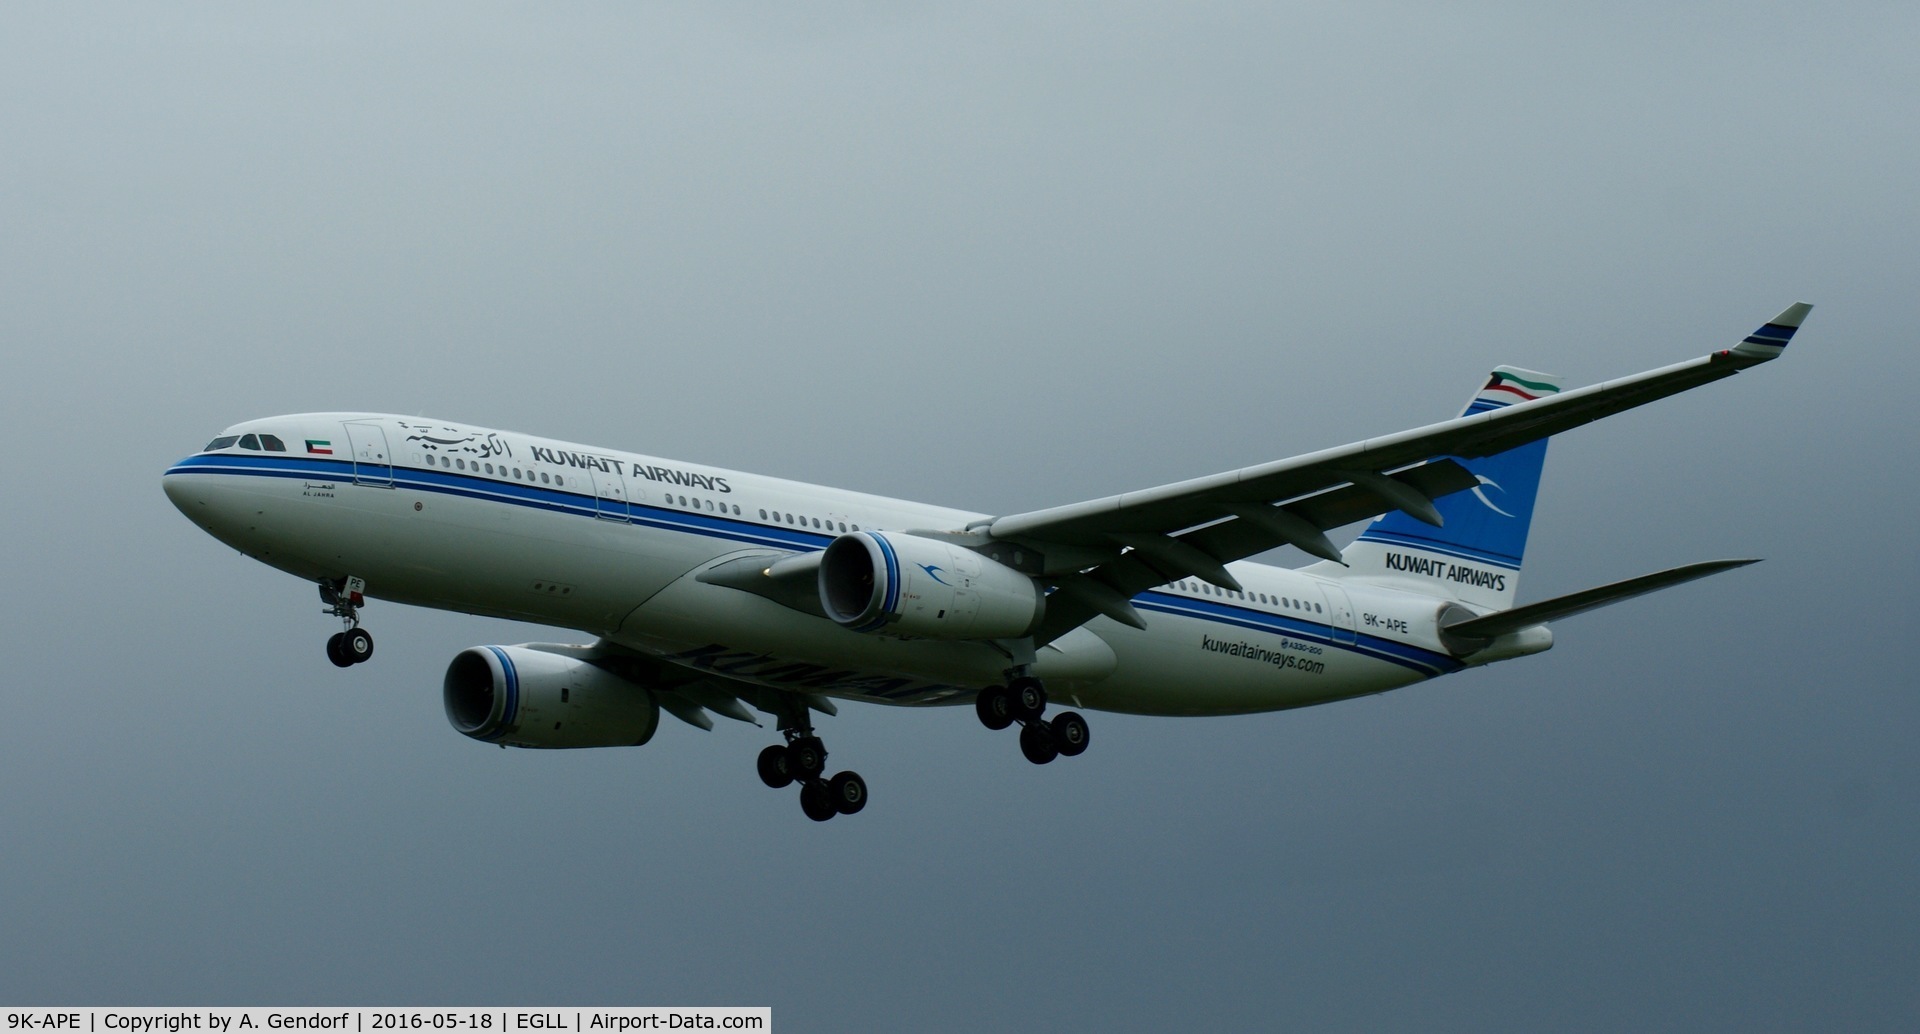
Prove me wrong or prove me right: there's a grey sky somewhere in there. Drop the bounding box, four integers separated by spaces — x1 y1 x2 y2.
2 4 1915 1029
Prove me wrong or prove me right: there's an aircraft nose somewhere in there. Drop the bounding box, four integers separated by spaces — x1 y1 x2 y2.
162 461 216 523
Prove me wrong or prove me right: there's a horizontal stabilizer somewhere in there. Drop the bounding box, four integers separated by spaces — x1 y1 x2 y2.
1443 559 1759 640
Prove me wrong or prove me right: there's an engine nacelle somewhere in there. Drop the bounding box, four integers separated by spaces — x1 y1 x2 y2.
443 645 659 748
819 531 1044 639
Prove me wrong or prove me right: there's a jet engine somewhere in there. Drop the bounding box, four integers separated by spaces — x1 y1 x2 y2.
819 531 1044 639
443 645 659 748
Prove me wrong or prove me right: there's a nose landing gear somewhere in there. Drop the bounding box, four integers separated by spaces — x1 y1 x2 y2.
320 577 374 668
978 674 1090 765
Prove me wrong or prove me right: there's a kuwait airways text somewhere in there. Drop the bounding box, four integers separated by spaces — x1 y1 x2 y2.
1201 635 1326 674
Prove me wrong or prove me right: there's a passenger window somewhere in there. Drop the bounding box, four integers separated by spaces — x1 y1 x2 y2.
811 517 821 529
851 524 859 532
442 456 452 468
456 459 466 470
759 509 768 520
1315 603 1322 613
259 434 286 452
513 469 522 479
239 434 261 450
484 463 494 474
554 475 563 487
204 436 240 451
540 472 550 484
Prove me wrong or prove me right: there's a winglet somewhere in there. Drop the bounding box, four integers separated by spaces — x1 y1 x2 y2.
1729 302 1813 361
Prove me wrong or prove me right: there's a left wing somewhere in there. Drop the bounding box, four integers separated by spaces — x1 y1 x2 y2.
971 304 1810 644
543 640 842 730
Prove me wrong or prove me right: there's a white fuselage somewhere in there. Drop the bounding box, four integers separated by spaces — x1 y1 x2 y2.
164 413 1479 717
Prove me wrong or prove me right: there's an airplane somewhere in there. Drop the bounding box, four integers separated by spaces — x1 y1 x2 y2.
162 304 1811 821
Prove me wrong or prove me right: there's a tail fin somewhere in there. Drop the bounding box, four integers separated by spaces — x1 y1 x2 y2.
1332 367 1563 610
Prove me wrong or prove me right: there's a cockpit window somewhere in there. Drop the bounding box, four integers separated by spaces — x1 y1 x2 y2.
204 436 240 452
259 434 287 452
239 434 261 450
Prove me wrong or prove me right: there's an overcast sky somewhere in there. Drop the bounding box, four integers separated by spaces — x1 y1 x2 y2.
2 4 1915 1029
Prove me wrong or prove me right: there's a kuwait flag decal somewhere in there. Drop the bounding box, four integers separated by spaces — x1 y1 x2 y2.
306 439 334 455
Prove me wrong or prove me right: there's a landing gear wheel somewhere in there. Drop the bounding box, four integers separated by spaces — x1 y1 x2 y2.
1019 722 1059 765
828 771 868 815
1050 711 1090 757
757 745 795 788
976 685 1015 731
799 781 837 822
326 633 352 668
342 627 374 664
1009 676 1047 720
787 736 827 778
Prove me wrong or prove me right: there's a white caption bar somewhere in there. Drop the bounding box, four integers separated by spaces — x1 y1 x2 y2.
5 1011 769 1034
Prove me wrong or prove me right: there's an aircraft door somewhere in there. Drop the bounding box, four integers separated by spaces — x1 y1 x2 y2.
589 468 630 521
1317 582 1358 645
343 421 393 487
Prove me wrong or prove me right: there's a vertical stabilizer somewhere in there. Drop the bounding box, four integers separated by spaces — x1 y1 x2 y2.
1330 367 1562 610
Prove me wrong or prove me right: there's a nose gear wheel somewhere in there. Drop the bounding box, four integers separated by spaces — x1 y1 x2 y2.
319 578 374 667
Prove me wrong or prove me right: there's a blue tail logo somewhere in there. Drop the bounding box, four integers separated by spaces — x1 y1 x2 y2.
1338 366 1561 608
1354 438 1547 571
1469 475 1517 518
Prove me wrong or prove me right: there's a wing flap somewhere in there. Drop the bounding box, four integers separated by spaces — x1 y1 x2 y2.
1032 460 1477 644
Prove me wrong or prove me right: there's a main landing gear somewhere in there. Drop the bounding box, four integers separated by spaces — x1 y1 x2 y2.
320 577 374 668
976 674 1090 765
755 713 867 822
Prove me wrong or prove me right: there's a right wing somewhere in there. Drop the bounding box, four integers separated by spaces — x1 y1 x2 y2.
972 304 1811 644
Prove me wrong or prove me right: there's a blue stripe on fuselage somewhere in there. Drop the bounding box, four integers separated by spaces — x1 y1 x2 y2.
170 454 1462 678
1134 591 1462 677
166 452 836 552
